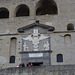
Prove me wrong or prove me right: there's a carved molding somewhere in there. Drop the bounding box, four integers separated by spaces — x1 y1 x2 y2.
18 21 55 33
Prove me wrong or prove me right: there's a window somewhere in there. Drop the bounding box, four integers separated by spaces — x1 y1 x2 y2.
10 56 15 63
57 54 63 62
10 37 17 55
36 0 58 15
15 4 29 17
64 34 71 44
67 23 74 30
0 8 9 19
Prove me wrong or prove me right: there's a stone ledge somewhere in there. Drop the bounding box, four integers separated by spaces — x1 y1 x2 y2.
19 50 52 54
0 65 75 75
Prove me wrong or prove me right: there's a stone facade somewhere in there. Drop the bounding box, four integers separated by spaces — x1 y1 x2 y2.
0 0 75 69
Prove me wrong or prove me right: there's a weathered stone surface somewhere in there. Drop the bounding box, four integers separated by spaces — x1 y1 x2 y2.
0 0 75 69
0 65 75 75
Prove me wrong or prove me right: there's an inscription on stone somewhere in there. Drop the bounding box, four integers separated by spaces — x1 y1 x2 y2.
29 53 43 57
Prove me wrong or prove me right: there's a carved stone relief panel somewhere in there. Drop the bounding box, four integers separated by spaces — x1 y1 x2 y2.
22 29 50 52
23 42 29 51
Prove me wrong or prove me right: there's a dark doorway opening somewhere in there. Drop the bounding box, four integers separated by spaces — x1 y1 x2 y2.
0 8 9 19
28 62 43 66
16 4 29 17
36 0 58 15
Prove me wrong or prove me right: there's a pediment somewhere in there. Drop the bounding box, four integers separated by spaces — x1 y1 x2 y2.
17 21 55 33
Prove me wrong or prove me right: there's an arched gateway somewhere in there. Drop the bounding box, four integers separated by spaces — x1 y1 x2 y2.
18 21 54 66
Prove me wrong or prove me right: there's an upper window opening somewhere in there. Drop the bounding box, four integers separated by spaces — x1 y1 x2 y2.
16 4 29 17
64 34 71 44
57 54 63 62
36 0 58 15
0 8 9 19
10 37 17 56
67 23 74 30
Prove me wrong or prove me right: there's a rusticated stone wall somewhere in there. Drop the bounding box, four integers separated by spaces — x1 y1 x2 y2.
0 65 75 75
0 0 75 69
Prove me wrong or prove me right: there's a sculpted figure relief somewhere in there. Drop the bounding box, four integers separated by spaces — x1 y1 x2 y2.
23 42 29 51
42 41 50 50
22 29 49 51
